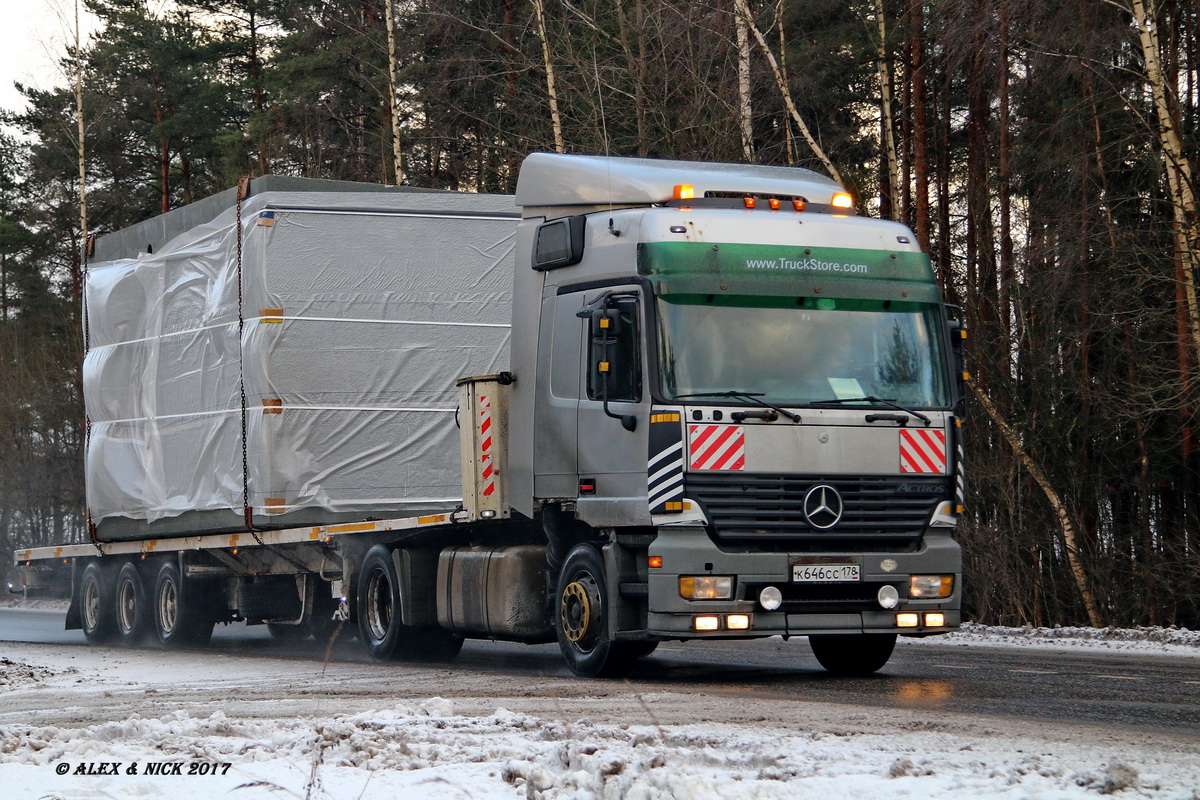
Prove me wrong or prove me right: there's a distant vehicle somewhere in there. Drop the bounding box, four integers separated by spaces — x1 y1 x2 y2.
14 153 966 677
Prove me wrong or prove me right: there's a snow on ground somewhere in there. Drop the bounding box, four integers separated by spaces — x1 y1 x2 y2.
1 639 1198 800
2 689 1195 800
915 622 1200 658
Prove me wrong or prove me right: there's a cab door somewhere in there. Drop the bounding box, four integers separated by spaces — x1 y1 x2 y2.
574 285 652 527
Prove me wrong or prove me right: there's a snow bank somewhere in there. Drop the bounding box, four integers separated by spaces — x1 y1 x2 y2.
917 622 1200 657
2 698 1198 799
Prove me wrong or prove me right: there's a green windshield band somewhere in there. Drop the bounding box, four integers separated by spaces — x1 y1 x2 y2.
638 241 936 283
660 294 931 312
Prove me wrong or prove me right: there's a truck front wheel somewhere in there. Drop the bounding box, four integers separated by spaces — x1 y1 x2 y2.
80 562 116 644
808 633 897 675
356 545 462 663
555 544 643 679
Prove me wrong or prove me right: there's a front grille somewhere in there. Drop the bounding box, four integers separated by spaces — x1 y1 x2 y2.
686 473 948 552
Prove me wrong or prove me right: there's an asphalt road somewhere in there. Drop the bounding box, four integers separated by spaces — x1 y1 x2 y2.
3 607 1198 737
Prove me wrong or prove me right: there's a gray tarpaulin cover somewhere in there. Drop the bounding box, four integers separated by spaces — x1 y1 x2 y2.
84 191 517 539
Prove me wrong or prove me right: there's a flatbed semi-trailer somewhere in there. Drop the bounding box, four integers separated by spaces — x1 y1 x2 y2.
14 154 966 678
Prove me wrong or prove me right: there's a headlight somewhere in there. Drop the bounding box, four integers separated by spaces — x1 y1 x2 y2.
679 576 734 599
909 575 954 598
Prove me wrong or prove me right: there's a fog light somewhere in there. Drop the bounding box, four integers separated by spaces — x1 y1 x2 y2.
896 612 920 628
680 575 734 599
877 584 900 609
924 612 946 627
694 615 721 631
910 575 954 598
759 585 783 611
726 614 751 630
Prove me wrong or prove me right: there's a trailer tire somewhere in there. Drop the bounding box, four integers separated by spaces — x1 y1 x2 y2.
357 545 462 663
80 562 117 644
808 633 897 675
115 561 153 645
555 544 641 678
153 561 214 647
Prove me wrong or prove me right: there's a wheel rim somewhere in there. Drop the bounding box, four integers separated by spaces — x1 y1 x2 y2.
560 573 601 652
82 577 100 631
158 579 178 635
364 568 392 643
117 578 136 633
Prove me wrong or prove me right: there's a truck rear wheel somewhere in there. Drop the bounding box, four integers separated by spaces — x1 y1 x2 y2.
356 545 462 663
80 562 117 644
555 544 644 679
115 561 153 645
808 633 897 675
153 561 214 647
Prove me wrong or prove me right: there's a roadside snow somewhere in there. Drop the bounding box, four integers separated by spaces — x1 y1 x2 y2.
1 643 1199 800
3 696 1197 800
916 623 1200 657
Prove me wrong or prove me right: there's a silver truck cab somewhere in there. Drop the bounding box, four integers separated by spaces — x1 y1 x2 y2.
507 154 963 676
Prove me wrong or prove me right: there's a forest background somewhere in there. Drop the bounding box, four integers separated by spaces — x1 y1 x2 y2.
0 0 1197 629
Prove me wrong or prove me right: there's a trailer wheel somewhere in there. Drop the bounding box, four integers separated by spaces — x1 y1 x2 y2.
115 561 153 645
80 562 117 644
808 633 897 675
153 561 214 647
555 544 642 678
356 545 462 662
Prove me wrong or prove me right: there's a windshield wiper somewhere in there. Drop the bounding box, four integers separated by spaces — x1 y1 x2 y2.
810 396 932 427
674 391 801 423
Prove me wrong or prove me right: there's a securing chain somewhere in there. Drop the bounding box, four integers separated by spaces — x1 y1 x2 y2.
235 176 259 532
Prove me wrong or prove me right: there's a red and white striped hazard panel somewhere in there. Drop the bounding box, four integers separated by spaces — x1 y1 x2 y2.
479 395 495 496
900 429 947 474
688 425 745 471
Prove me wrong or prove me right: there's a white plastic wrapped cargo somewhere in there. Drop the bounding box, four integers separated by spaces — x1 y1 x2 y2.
83 190 518 540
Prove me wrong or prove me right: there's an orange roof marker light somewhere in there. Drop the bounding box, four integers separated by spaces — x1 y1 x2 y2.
673 184 695 200
831 192 854 210
768 198 781 210
743 197 757 209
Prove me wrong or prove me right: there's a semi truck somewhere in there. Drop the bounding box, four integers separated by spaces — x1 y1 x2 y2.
12 153 966 678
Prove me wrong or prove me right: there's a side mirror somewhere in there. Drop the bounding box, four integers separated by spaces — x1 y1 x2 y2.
588 305 638 432
945 305 968 419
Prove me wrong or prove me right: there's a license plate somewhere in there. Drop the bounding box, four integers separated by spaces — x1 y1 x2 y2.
791 563 860 583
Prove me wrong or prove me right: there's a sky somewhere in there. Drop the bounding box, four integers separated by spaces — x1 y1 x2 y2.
0 0 100 115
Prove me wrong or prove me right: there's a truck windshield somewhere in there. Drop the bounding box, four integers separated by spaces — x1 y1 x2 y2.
656 295 949 408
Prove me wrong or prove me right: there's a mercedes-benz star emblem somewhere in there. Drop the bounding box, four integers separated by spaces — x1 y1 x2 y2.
803 485 844 529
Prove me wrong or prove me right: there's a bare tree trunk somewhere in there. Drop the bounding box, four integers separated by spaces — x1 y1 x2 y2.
531 0 565 154
733 0 842 185
909 0 931 251
997 0 1014 351
1132 0 1200 371
75 0 87 265
970 384 1104 627
778 0 794 165
384 0 404 183
736 7 754 162
874 0 900 217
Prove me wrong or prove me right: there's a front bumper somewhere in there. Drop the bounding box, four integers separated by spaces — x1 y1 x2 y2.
645 526 961 638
